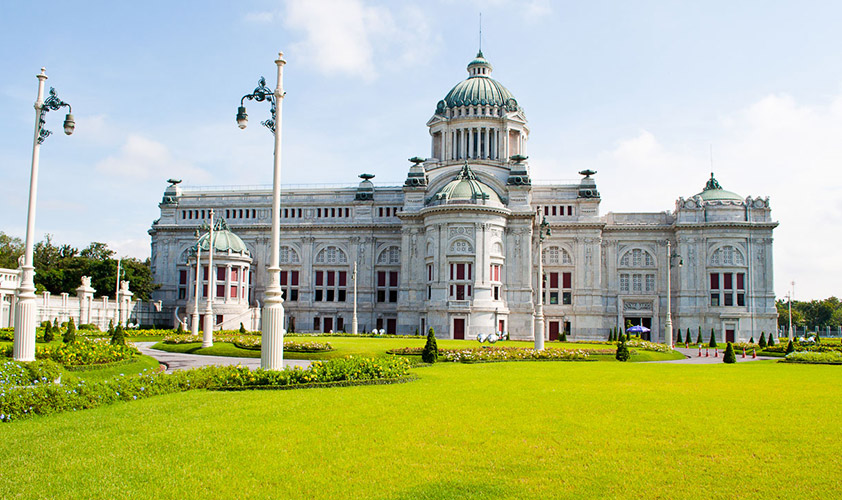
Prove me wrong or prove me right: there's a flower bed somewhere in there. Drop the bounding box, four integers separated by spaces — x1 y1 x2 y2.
162 334 332 352
625 340 673 353
783 351 842 364
766 342 842 354
1 338 138 366
438 347 594 363
0 356 413 423
286 332 426 339
0 360 62 387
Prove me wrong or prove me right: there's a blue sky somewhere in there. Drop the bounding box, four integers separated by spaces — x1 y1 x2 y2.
1 0 840 300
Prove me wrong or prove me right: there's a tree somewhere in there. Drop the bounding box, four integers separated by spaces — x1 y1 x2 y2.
43 322 54 343
696 327 703 345
758 332 767 348
686 328 691 345
63 317 77 344
615 341 630 362
723 342 737 364
422 327 438 363
676 329 683 344
768 332 776 347
785 339 795 355
0 232 24 268
749 336 754 344
239 323 246 334
709 328 717 348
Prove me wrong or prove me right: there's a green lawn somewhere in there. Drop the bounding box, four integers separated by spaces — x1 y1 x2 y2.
1 361 839 499
150 337 684 362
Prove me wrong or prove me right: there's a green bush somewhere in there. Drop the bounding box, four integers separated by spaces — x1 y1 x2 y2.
422 327 438 363
79 323 99 331
696 327 703 345
175 322 185 334
239 323 246 334
440 347 594 363
0 359 62 387
708 329 717 348
43 323 54 343
615 341 630 362
758 332 767 348
111 324 126 346
785 340 795 354
1 338 137 366
686 328 691 345
749 336 754 344
560 331 567 342
723 342 736 364
676 329 683 344
785 351 842 364
768 333 776 347
53 318 59 330
63 318 77 344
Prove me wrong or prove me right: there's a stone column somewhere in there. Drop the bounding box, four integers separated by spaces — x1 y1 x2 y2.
75 276 96 325
467 128 473 159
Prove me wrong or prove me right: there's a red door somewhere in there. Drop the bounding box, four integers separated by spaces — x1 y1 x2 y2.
453 318 465 339
324 317 333 333
549 321 560 341
387 318 397 335
726 329 735 343
498 320 505 335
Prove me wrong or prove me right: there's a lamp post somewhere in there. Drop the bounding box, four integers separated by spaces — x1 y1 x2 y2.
115 257 122 325
13 68 74 362
787 280 795 340
352 261 358 335
535 207 551 350
665 240 682 347
191 229 202 336
237 52 286 369
202 210 216 347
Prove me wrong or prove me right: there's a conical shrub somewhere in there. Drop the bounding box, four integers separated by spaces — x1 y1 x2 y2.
709 328 717 348
111 323 126 346
43 322 54 343
723 342 737 363
615 341 630 362
758 332 767 348
63 317 77 344
422 327 438 363
676 329 683 344
696 327 703 344
785 339 795 354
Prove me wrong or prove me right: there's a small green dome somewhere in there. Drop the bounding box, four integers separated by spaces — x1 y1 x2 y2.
433 164 502 204
694 173 743 201
436 52 520 113
195 220 249 254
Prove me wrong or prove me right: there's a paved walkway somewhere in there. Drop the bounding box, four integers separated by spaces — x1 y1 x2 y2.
652 346 777 364
136 342 311 372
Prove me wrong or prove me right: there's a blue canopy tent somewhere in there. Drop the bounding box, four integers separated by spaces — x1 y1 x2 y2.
626 325 651 334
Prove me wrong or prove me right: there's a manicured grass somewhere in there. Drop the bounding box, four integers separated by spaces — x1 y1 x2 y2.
1 361 840 498
62 355 161 383
151 337 683 362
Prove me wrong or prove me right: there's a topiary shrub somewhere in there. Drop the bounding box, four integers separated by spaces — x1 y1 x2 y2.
63 318 77 344
676 329 683 344
767 333 775 347
176 322 185 334
686 328 691 345
749 336 754 344
758 332 767 348
696 327 703 345
43 322 54 343
111 323 126 346
239 322 246 334
560 331 567 342
785 339 795 355
422 327 438 363
53 318 59 330
615 341 630 362
709 328 717 348
723 342 737 363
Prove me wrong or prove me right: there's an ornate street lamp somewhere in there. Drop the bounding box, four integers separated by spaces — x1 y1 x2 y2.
203 210 215 348
237 53 286 370
191 229 202 336
14 69 74 362
665 240 682 347
352 262 358 335
535 207 551 351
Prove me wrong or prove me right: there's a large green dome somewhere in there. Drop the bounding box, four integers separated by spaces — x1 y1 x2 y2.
436 52 520 113
693 173 743 201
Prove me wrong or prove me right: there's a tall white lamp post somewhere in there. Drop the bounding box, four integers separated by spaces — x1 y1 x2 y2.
352 261 358 335
13 68 75 362
534 207 551 351
202 210 215 347
237 52 286 369
665 240 682 347
191 229 202 336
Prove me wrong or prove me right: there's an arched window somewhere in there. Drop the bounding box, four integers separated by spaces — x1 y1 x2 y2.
377 246 401 265
450 239 474 254
710 245 745 266
491 242 504 256
315 246 348 264
280 246 300 265
542 246 572 265
620 248 655 268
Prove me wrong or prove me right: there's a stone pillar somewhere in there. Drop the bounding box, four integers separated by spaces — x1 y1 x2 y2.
120 280 133 326
467 128 473 159
75 276 96 325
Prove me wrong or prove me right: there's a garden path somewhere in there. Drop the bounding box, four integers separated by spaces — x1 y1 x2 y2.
652 346 777 364
136 342 311 372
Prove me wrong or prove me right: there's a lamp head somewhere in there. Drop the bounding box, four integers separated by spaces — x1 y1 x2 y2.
63 113 75 135
236 106 248 129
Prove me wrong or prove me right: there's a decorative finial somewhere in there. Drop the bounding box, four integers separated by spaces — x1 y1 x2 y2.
704 172 722 191
167 178 182 185
408 157 425 165
359 173 375 180
578 169 597 179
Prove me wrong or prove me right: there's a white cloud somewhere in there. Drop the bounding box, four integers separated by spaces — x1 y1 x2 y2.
95 134 210 182
584 91 842 300
243 10 277 23
282 0 439 80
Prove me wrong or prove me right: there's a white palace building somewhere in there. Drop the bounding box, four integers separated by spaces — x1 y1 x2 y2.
148 51 778 343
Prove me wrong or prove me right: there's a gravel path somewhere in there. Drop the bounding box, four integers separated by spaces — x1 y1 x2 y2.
651 346 777 364
136 342 311 372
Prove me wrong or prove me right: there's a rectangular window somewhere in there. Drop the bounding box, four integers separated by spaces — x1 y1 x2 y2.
456 264 465 280
724 293 734 306
231 268 239 281
427 264 433 281
737 293 745 306
710 273 720 289
633 275 642 293
562 272 572 289
550 272 559 289
645 274 655 292
737 273 745 290
217 267 226 281
724 273 733 289
549 291 559 305
179 270 188 285
314 317 320 331
493 286 500 300
230 286 238 299
281 270 298 302
216 284 225 298
178 288 186 300
315 270 346 302
562 292 572 305
620 274 629 293
711 293 720 306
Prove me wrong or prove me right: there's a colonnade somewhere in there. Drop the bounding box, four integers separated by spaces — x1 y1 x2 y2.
450 127 499 161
